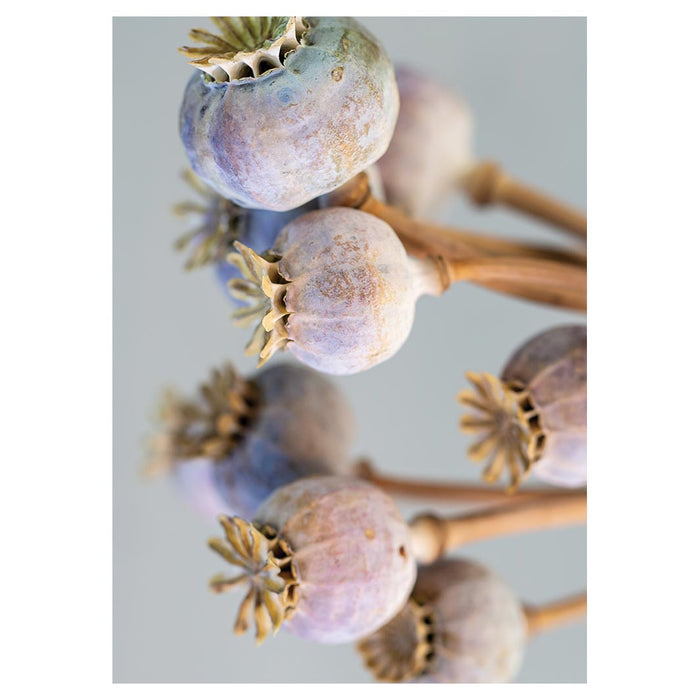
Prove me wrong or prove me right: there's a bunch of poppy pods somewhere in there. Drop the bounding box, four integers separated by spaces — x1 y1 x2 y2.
149 16 587 683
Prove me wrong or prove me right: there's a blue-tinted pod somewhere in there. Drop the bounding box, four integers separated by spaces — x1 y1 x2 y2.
179 17 398 211
155 363 355 521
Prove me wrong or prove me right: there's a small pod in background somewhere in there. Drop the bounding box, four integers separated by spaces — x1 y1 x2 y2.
376 65 474 218
146 363 355 520
459 325 587 490
357 558 527 683
207 476 417 644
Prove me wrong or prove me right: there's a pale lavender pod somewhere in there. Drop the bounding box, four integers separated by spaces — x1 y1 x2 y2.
501 325 587 487
179 17 399 211
228 208 444 375
459 325 587 490
278 208 418 374
376 65 474 217
358 558 527 683
208 476 416 644
255 476 416 643
148 363 356 521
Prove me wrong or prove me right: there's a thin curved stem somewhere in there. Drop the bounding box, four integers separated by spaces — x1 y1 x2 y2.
443 256 587 312
355 459 562 505
523 592 587 636
461 161 587 240
327 173 587 266
408 491 586 564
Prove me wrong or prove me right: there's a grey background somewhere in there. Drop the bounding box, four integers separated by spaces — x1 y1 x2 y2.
114 17 586 683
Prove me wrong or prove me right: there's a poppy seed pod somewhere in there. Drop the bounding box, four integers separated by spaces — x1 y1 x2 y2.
376 66 474 217
173 170 317 306
459 325 587 490
228 207 446 375
358 558 527 683
208 476 417 644
179 17 399 211
147 363 355 520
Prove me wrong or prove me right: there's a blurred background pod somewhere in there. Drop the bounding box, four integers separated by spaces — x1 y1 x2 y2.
146 363 356 520
208 476 417 644
179 17 399 211
459 324 587 490
376 65 474 218
173 170 318 307
358 558 527 683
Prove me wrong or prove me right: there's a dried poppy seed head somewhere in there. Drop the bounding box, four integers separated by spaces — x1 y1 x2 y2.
146 363 355 519
208 514 297 645
377 66 474 217
358 558 527 683
208 476 417 644
179 17 399 211
227 207 445 375
459 325 587 490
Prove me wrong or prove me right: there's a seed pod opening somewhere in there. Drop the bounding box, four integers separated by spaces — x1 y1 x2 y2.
146 363 355 519
459 325 587 490
179 17 399 211
208 476 417 644
358 558 527 683
228 208 442 375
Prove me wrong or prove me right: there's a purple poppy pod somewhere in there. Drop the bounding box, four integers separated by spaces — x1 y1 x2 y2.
227 207 447 375
376 66 474 218
207 476 417 644
358 558 527 683
146 363 355 520
459 325 587 491
179 17 399 211
173 170 317 306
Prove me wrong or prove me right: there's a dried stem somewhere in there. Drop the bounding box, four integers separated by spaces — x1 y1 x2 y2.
462 161 587 240
328 173 586 266
523 592 587 636
408 491 586 564
355 459 561 505
443 256 586 312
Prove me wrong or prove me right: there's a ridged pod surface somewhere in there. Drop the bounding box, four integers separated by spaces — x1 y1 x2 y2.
153 364 355 520
228 208 441 375
502 325 587 487
253 476 416 643
278 208 419 374
179 17 399 211
376 66 474 217
358 558 526 683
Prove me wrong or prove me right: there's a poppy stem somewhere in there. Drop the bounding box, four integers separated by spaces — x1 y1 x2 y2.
461 161 587 240
408 491 586 564
523 592 587 636
356 458 563 505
